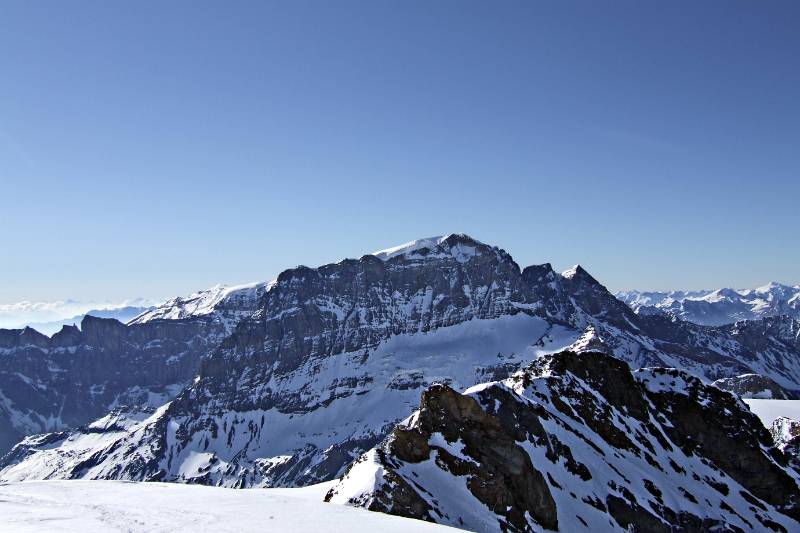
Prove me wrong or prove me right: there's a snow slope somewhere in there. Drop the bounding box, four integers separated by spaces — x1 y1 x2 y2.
372 235 448 260
129 281 273 333
0 480 459 533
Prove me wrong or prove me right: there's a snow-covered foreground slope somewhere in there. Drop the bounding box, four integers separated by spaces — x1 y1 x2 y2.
0 480 459 533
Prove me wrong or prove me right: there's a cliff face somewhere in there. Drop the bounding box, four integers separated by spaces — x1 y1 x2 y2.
327 351 800 533
0 314 225 454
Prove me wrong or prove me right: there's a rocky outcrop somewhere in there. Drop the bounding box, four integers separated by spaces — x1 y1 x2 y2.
359 384 557 531
327 351 800 532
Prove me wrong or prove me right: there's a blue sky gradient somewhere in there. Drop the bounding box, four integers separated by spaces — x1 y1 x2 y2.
2 1 799 303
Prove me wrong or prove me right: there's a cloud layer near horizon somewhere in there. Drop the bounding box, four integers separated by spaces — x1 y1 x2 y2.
0 298 159 329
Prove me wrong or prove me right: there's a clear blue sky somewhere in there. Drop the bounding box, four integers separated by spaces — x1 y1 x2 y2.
2 0 798 303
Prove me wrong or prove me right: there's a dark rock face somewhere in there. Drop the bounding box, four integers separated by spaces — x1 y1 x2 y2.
328 351 800 532
0 315 224 455
387 385 558 531
638 367 800 521
203 235 536 383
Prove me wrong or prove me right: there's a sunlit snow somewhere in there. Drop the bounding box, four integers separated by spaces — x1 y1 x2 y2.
0 480 459 533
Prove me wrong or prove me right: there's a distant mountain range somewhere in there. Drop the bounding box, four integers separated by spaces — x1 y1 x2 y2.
617 282 800 326
20 305 154 336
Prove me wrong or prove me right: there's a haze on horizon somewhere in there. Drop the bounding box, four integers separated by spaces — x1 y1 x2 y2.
2 1 798 307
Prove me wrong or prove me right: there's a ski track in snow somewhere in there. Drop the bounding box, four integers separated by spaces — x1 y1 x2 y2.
0 480 460 533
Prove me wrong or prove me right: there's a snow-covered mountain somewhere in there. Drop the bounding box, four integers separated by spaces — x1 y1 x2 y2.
617 282 800 326
0 280 277 456
328 350 800 532
4 234 800 489
772 416 800 474
712 373 794 399
0 315 220 455
129 280 273 334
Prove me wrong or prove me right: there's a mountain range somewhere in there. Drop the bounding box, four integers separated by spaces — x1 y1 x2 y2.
1 234 799 531
617 283 800 326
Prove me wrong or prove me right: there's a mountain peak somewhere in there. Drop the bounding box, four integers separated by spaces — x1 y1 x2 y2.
561 264 580 278
561 264 600 285
754 281 793 295
370 233 486 262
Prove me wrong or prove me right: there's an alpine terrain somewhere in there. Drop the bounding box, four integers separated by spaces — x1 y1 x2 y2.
0 282 269 455
328 350 800 532
617 284 800 326
3 234 800 498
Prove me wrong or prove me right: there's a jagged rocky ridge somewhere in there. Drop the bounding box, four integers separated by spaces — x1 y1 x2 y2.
618 283 800 326
0 279 269 457
3 234 800 487
327 350 800 532
18 304 153 337
0 314 229 455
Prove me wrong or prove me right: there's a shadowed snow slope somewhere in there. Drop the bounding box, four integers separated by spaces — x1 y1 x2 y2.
0 480 459 533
